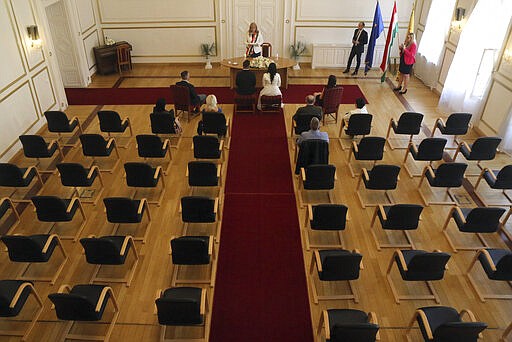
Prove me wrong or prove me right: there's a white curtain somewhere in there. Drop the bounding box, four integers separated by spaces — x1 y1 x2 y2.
414 0 456 88
439 0 512 117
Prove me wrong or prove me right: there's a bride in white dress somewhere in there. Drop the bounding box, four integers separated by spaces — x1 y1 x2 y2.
257 62 282 110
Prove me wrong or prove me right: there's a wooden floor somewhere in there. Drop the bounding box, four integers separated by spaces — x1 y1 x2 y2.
1 63 511 341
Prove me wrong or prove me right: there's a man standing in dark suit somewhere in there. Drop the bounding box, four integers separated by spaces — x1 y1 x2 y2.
343 22 368 76
175 70 206 106
292 95 323 121
236 60 256 95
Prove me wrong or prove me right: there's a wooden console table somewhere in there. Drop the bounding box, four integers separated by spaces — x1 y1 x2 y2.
93 41 132 75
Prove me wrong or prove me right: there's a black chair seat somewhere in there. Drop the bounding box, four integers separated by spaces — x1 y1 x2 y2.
304 164 336 190
171 236 211 265
45 111 77 133
478 248 512 281
353 137 385 161
378 204 423 230
150 113 177 135
310 204 347 231
318 249 361 281
437 113 472 135
188 162 218 187
345 114 372 136
98 110 128 133
80 236 129 265
0 280 33 317
156 287 204 326
57 163 97 187
124 163 159 187
460 137 501 161
181 196 216 223
19 135 57 158
202 111 227 136
193 136 221 159
296 140 329 175
294 114 317 135
104 198 144 223
327 309 378 342
396 250 450 281
483 167 512 189
80 134 115 157
410 138 447 161
1 234 57 262
363 165 400 190
136 135 166 158
32 196 78 222
49 284 110 321
426 163 467 188
454 207 505 233
392 112 423 135
0 164 36 187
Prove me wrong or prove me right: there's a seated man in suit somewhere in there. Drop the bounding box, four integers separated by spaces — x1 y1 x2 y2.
292 95 323 121
175 70 207 107
236 60 256 95
297 117 329 145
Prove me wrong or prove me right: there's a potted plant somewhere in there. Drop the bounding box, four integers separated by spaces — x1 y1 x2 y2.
289 41 307 70
201 43 216 69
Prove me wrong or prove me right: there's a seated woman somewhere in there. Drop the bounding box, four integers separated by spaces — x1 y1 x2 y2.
313 74 337 107
257 62 282 110
152 97 182 133
201 94 223 113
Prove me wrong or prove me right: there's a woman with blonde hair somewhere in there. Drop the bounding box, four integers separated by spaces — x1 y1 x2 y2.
246 22 263 58
201 94 222 113
394 32 417 94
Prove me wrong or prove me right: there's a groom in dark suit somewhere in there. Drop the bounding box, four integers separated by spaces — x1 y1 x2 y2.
343 22 368 76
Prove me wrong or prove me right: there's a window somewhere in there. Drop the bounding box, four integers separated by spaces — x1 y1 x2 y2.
471 49 497 98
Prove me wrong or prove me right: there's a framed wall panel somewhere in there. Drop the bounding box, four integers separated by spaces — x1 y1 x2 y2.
32 67 56 114
480 80 512 133
76 0 96 33
83 29 100 70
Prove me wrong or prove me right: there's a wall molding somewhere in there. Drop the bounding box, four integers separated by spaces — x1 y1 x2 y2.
31 66 57 114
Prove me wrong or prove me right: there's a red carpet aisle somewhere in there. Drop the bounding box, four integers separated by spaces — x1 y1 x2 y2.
209 114 313 341
65 84 367 105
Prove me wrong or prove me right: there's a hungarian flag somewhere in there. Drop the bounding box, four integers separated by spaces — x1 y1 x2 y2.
380 1 399 82
364 1 384 75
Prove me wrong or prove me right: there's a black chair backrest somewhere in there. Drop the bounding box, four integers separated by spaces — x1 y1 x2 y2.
366 165 400 190
382 204 423 230
407 252 451 280
57 163 89 186
304 164 336 190
79 134 109 156
395 112 423 134
311 204 348 230
495 165 512 188
322 251 362 280
495 252 512 276
331 323 379 342
345 113 372 136
202 111 227 136
150 113 177 135
136 135 164 158
97 110 122 132
444 113 472 135
295 139 329 174
181 196 216 223
193 135 221 159
463 207 506 233
434 322 487 342
355 137 385 160
0 163 25 186
48 293 100 321
19 135 49 158
80 237 124 264
294 114 317 135
432 163 467 187
468 137 501 160
44 111 71 132
124 162 157 187
171 236 210 265
31 196 69 222
156 297 201 325
173 86 192 109
1 235 45 262
103 197 141 223
415 138 447 161
188 161 218 187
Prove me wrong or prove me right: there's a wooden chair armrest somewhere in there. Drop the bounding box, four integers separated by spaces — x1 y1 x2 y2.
307 205 313 222
9 282 34 308
122 118 130 125
70 116 79 124
396 250 408 271
57 284 72 294
137 198 148 215
200 288 207 315
353 249 364 269
484 168 497 181
23 166 37 179
378 205 387 221
208 236 214 256
42 234 60 253
49 140 59 150
119 236 134 255
334 171 338 181
95 287 114 312
417 310 433 340
87 165 100 179
314 250 322 272
219 140 224 151
178 203 182 213
408 142 418 154
362 168 370 181
426 165 435 178
213 197 219 214
436 118 446 128
301 168 306 181
454 206 466 224
216 164 222 178
352 141 359 153
106 138 116 149
368 311 378 325
479 249 497 271
461 141 472 153
162 139 170 150
460 309 477 322
66 197 80 213
154 166 162 180
323 310 330 340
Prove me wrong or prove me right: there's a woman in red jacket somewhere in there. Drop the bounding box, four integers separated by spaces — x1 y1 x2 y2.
394 33 417 94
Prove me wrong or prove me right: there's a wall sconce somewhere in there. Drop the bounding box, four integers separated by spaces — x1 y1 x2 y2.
27 25 41 48
504 49 512 64
451 7 466 32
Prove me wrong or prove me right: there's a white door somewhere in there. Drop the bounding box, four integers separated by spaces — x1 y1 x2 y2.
45 1 83 87
226 0 284 58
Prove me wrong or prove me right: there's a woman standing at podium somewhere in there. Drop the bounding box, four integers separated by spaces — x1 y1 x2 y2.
246 22 263 58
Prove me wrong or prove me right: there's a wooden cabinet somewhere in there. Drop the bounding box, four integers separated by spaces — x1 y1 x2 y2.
93 41 132 75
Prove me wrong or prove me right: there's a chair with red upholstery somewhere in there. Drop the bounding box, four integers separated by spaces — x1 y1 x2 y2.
321 86 344 125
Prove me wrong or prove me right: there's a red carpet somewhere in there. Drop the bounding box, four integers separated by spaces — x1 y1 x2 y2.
210 113 313 341
65 84 367 105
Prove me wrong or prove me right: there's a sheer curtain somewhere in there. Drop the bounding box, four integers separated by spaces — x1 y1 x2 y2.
439 0 512 117
414 0 456 88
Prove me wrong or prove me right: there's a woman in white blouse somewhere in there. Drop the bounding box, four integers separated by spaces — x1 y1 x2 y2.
257 62 282 110
246 22 263 58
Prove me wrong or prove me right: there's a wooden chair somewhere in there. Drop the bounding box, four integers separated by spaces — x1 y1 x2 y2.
170 235 216 287
321 86 343 125
104 197 152 243
172 85 199 122
304 204 348 250
261 42 272 57
0 197 21 234
317 309 380 342
260 95 282 114
234 94 256 115
116 43 132 74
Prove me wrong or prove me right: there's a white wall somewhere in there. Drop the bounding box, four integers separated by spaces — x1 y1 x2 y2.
0 0 65 161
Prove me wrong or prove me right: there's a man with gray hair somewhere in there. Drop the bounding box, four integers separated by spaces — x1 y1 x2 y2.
297 117 329 145
292 95 323 121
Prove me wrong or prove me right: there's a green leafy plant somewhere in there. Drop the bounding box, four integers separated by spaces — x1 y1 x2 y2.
200 43 216 57
289 41 307 61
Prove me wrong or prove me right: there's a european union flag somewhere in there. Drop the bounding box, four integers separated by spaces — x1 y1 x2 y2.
364 1 384 75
